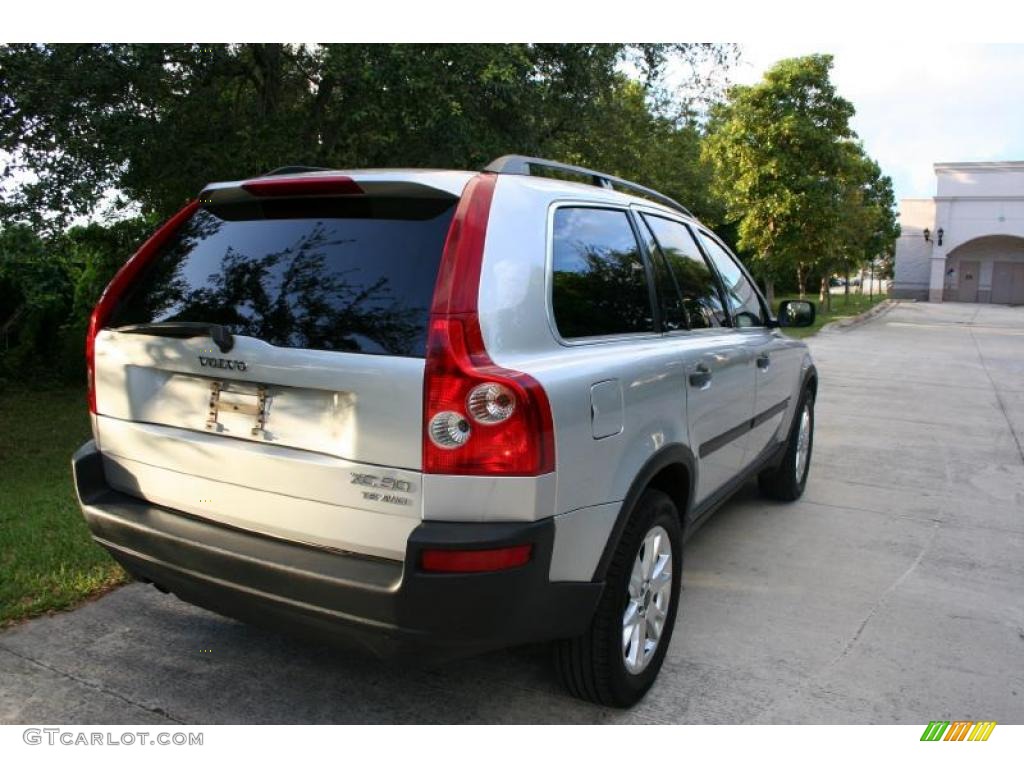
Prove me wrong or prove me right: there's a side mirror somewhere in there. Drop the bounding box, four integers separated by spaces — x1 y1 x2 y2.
777 300 816 328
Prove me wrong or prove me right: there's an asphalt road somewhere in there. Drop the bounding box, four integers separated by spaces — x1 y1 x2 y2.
2 301 1022 724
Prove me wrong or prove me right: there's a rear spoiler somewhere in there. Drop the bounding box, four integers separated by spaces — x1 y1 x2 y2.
198 173 466 207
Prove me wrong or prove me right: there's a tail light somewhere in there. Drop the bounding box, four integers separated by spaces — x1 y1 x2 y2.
86 201 199 414
423 173 555 476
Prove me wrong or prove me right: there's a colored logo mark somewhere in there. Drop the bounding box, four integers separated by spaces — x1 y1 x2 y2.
920 721 996 741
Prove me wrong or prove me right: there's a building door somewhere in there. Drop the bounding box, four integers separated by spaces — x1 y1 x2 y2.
991 261 1024 305
958 260 979 302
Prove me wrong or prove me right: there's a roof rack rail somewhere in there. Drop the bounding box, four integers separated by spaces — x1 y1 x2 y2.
261 165 332 176
483 155 693 217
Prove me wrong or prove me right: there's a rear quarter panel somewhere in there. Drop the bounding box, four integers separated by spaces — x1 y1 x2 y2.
477 179 693 518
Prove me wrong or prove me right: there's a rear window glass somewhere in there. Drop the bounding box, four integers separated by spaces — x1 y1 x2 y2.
108 197 456 357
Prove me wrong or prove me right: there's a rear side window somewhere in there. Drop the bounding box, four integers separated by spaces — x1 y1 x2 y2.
551 207 654 340
642 215 727 329
108 197 456 357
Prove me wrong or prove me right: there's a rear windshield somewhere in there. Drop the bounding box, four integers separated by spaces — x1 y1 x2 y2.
108 197 456 357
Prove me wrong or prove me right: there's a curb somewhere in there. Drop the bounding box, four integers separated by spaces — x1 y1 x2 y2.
819 298 896 333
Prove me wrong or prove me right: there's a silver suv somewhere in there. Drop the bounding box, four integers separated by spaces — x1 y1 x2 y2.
73 156 817 707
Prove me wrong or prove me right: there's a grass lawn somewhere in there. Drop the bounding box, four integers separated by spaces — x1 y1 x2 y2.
775 291 890 339
0 386 127 626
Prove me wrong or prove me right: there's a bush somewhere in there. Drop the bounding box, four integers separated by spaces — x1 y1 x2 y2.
0 217 154 387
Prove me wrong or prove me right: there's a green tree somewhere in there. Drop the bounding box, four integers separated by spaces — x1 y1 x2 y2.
829 149 900 308
549 76 724 223
0 215 156 383
0 43 735 230
702 54 886 304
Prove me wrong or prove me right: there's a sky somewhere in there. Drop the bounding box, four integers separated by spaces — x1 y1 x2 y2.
728 43 1024 202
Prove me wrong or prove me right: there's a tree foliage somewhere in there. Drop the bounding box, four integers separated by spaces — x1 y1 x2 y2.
702 54 898 301
0 43 735 229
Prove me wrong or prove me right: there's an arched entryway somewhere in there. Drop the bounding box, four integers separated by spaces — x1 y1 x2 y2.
943 235 1024 305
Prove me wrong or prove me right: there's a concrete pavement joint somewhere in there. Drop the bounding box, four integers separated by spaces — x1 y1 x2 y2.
827 521 940 668
752 520 943 723
815 502 1024 537
0 643 185 724
801 497 944 527
968 327 1024 465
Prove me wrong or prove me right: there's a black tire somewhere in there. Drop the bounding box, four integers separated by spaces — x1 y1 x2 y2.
554 489 683 708
758 387 815 501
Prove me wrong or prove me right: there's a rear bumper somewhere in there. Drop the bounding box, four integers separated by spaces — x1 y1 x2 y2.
72 441 602 659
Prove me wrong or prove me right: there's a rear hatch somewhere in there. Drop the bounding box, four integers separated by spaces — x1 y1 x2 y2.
91 172 468 559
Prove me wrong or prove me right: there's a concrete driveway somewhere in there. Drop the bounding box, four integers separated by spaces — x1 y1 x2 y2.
2 301 1022 724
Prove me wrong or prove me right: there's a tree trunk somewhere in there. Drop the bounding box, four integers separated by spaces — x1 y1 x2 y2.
764 277 776 308
820 276 831 314
844 268 850 303
796 264 806 299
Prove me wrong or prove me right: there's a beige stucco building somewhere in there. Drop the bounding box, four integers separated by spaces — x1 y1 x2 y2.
893 161 1024 304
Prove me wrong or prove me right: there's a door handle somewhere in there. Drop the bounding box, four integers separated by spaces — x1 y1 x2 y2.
756 353 771 370
689 363 712 389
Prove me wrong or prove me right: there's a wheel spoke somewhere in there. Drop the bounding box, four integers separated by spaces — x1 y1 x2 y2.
618 606 634 651
640 537 654 579
627 621 642 667
647 606 664 640
651 555 671 591
635 612 648 658
629 557 644 599
649 598 667 623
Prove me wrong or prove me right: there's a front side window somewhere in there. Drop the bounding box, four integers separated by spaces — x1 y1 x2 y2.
698 231 766 328
642 215 727 329
551 207 654 339
636 216 686 331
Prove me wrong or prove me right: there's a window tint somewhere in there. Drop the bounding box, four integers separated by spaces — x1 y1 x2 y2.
108 198 456 357
637 218 687 331
642 215 727 329
551 207 654 339
698 232 765 328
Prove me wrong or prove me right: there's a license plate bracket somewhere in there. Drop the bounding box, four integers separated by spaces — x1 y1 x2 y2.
206 380 268 436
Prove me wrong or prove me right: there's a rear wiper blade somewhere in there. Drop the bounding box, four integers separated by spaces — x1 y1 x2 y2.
114 322 235 353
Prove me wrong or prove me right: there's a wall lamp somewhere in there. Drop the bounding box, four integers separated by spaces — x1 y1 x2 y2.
923 227 944 246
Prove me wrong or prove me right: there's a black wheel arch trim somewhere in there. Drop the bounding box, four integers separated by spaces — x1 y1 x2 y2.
802 363 819 398
777 363 817 453
592 443 696 582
